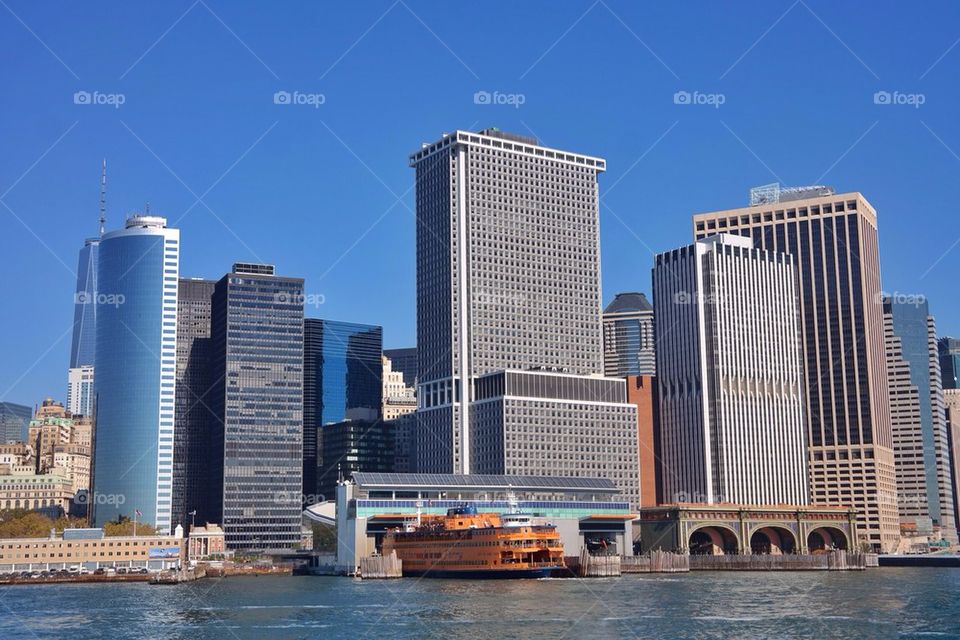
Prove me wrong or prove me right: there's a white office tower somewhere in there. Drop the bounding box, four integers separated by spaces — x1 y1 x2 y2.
66 365 95 417
409 128 639 507
653 234 809 506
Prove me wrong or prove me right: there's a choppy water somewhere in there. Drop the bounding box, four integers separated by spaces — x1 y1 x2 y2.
0 569 957 639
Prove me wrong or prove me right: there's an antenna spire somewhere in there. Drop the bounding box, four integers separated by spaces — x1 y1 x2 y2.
98 159 106 237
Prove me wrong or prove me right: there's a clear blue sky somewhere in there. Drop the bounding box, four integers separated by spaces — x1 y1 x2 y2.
2 0 960 406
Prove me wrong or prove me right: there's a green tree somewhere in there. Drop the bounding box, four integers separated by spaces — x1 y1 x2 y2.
103 515 158 537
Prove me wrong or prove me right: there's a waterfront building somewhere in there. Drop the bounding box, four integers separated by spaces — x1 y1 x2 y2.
303 318 382 502
626 375 660 508
410 128 639 506
0 403 31 444
317 419 394 501
383 347 417 388
693 185 898 552
207 263 304 550
0 527 185 573
187 523 227 562
382 355 416 421
66 366 94 417
335 473 633 573
884 298 957 542
91 215 179 534
636 504 859 555
938 337 960 390
173 277 217 531
653 234 808 507
602 292 656 377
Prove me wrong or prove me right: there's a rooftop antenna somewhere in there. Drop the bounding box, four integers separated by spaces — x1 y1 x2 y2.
98 159 107 237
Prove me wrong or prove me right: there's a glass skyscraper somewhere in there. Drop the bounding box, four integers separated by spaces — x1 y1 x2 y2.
207 263 304 549
0 402 32 444
91 215 179 533
303 318 382 501
70 238 99 369
938 338 960 390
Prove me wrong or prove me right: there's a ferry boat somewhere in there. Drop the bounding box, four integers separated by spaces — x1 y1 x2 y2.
381 503 566 579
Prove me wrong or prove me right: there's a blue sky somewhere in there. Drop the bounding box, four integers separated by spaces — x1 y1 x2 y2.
2 0 960 405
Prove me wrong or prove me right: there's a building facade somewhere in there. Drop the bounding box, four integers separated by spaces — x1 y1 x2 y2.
172 278 216 531
626 375 660 508
318 419 395 501
602 292 656 377
692 186 898 552
410 129 638 505
208 263 304 550
91 215 179 533
653 234 808 507
0 528 185 573
939 337 960 390
0 403 31 444
884 298 957 542
70 237 99 370
66 366 95 417
303 318 382 502
944 388 960 534
382 348 417 388
382 355 417 421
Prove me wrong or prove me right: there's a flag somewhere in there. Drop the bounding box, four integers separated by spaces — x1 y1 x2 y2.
135 509 142 518
188 510 197 516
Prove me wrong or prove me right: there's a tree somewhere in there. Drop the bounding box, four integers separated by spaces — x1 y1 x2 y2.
103 515 158 537
0 510 55 538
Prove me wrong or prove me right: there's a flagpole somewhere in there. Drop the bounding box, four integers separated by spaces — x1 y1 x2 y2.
134 510 138 537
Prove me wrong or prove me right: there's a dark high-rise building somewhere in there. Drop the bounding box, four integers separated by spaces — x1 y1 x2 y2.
602 292 655 377
207 263 304 550
303 319 382 502
172 277 216 530
938 338 960 390
70 238 99 369
0 402 31 444
383 347 417 388
317 419 394 501
693 185 898 552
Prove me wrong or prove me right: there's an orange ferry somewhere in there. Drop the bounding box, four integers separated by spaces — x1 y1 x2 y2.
381 504 565 579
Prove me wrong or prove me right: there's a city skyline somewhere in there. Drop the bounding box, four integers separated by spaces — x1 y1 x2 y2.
3 2 960 404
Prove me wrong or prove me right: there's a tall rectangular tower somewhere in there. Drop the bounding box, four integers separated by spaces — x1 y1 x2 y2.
410 129 639 506
693 186 898 551
208 263 304 550
602 292 656 377
653 234 809 506
884 297 957 542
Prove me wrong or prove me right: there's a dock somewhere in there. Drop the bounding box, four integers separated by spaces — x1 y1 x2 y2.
359 552 402 579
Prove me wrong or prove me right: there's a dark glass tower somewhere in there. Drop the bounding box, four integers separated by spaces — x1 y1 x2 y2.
383 347 417 388
939 338 960 390
172 278 217 530
303 319 382 501
0 402 32 444
208 263 304 550
70 238 99 368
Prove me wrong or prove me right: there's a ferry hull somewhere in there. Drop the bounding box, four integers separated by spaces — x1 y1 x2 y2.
401 567 559 579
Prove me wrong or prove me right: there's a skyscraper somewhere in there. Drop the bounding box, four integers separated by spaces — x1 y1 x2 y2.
693 185 898 551
172 277 217 530
653 234 809 506
383 347 417 388
0 402 32 444
66 365 94 417
410 128 639 506
602 292 656 377
943 387 960 534
91 215 179 533
938 337 960 390
302 318 382 501
207 263 304 549
70 238 99 369
884 297 957 542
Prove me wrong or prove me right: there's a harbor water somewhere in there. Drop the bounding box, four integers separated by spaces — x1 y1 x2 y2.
0 568 957 639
